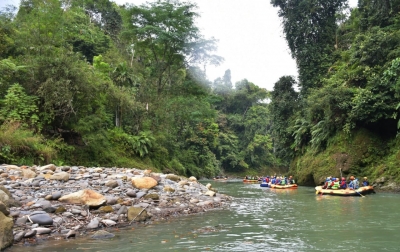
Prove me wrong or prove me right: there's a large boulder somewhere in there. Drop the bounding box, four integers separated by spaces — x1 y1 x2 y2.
49 172 70 182
166 174 180 182
4 165 19 171
131 177 157 189
0 186 20 208
22 168 36 179
37 164 56 172
0 190 9 205
0 212 13 250
59 189 106 207
0 201 10 216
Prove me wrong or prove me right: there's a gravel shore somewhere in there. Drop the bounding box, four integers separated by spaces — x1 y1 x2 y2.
0 164 232 250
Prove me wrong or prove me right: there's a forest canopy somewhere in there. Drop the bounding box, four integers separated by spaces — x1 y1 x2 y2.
1 0 400 182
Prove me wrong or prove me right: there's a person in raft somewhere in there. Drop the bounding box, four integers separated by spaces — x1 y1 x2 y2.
287 176 295 184
322 177 332 189
328 177 335 189
339 177 347 189
348 176 360 189
362 177 369 186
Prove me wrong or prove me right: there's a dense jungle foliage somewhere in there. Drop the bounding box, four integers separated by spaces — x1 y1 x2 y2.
1 0 400 183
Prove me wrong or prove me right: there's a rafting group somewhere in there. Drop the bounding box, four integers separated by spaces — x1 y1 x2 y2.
315 176 375 196
243 176 262 183
321 176 368 189
259 175 298 189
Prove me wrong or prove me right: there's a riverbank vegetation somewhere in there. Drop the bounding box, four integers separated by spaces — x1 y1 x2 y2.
1 0 400 184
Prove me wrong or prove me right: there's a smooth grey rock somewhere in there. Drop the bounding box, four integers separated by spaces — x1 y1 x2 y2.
117 205 127 215
23 229 37 238
52 191 62 200
33 227 51 234
29 212 53 225
86 218 99 229
105 196 117 205
91 230 115 239
15 216 28 226
126 189 136 198
136 192 145 199
10 210 20 217
14 231 25 242
43 206 56 213
71 209 81 214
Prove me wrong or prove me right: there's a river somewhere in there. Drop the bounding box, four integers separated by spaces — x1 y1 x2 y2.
7 180 400 251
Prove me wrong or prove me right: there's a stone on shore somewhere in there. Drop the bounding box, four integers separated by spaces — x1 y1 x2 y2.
166 174 180 182
32 227 52 235
91 230 115 239
131 177 157 189
22 169 37 179
59 189 106 207
0 201 10 216
1 164 232 250
29 211 53 226
0 211 13 250
0 190 10 205
49 172 70 182
86 218 100 229
105 180 118 188
127 207 149 222
37 164 56 172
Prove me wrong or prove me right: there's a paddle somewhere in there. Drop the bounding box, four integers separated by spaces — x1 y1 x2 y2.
356 190 365 197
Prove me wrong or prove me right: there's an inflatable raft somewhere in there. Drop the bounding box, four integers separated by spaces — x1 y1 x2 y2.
243 179 261 183
213 178 227 181
315 185 375 196
268 184 298 189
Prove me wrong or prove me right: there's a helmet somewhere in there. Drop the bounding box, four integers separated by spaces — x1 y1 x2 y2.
350 176 355 180
363 177 367 180
342 177 345 181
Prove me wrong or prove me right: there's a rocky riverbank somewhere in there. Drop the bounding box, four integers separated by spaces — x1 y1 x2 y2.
0 164 232 251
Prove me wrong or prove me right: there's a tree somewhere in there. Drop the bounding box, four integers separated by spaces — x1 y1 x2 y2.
271 0 347 95
122 0 222 95
270 76 298 163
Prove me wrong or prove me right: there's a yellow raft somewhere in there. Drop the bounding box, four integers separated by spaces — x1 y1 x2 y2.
269 184 298 189
315 185 375 196
243 179 261 183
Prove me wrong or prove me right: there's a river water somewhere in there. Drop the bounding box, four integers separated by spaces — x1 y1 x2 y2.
7 180 400 251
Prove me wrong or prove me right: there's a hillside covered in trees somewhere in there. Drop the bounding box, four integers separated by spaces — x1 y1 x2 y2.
1 0 400 185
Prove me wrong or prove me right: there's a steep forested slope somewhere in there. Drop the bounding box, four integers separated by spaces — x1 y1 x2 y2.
270 0 400 187
0 0 277 178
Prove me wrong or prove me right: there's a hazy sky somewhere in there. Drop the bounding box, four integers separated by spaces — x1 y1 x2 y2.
115 0 299 90
1 0 358 90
